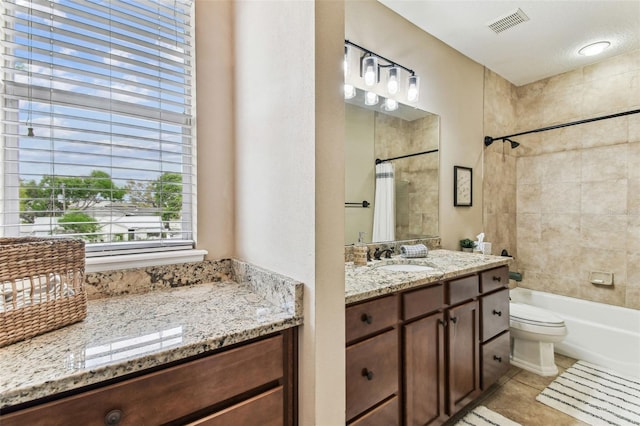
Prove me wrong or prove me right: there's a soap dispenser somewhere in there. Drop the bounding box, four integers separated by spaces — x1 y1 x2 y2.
353 232 369 266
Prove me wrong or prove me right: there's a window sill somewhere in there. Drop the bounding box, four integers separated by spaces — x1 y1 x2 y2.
85 249 208 273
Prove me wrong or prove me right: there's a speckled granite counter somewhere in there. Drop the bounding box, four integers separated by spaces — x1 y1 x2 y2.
345 249 510 304
0 261 303 410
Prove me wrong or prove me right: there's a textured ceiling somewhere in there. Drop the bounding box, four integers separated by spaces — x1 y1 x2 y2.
378 0 640 86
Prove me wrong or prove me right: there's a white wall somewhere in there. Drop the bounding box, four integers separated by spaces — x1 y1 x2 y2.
346 0 486 249
233 1 345 425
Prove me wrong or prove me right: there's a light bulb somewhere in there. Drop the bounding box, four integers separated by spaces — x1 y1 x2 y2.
344 84 356 100
387 67 399 95
407 75 420 102
383 98 398 111
365 91 378 106
362 56 378 87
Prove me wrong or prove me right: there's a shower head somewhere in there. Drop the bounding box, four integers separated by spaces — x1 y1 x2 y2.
484 136 520 149
505 138 520 149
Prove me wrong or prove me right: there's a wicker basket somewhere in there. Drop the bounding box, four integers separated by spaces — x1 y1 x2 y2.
0 237 86 347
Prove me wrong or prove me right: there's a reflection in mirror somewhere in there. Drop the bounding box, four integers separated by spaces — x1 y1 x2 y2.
345 89 439 245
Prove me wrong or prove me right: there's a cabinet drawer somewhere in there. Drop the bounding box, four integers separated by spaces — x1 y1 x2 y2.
481 288 510 342
0 335 284 426
447 275 479 305
346 329 399 421
188 386 283 426
482 332 511 389
347 295 397 343
349 396 399 426
403 284 443 321
480 266 508 293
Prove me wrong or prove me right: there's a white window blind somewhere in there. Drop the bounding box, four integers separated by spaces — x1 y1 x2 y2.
1 0 195 255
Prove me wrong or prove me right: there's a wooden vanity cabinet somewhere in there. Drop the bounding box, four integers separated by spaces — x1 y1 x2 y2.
0 329 297 426
347 264 511 426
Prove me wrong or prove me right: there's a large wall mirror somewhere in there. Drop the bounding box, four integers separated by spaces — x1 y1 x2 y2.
345 89 440 245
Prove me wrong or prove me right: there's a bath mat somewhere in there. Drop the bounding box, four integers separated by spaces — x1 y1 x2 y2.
454 405 521 426
536 360 640 426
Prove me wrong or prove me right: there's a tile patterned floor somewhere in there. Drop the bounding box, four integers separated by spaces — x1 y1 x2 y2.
477 354 590 425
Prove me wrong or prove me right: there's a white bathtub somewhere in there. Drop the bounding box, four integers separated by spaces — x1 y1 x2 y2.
509 287 640 379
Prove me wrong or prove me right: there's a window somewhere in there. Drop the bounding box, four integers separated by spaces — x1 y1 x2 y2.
1 0 194 257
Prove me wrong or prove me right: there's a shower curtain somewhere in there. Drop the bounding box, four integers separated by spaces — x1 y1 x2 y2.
372 162 395 242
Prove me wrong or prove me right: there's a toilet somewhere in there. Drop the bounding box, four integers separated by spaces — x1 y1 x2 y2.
509 302 568 376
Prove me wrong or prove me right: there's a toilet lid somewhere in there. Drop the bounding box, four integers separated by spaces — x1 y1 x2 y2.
510 303 565 326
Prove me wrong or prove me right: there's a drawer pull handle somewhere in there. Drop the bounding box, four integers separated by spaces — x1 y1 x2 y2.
105 409 123 426
438 319 447 327
493 355 503 363
493 276 502 282
361 313 373 324
362 368 374 380
450 316 458 324
492 309 502 316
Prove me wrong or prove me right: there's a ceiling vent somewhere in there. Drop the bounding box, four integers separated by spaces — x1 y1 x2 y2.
487 8 530 34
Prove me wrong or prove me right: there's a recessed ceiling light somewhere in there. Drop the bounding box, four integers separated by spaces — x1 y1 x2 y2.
578 41 611 56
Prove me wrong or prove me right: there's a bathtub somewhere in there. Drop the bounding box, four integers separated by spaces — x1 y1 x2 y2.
509 287 640 379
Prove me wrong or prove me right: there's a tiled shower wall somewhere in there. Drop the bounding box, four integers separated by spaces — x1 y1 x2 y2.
484 49 640 309
375 113 439 239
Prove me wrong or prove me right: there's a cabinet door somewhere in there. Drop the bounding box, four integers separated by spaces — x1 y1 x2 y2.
403 312 445 426
480 288 510 342
447 300 480 415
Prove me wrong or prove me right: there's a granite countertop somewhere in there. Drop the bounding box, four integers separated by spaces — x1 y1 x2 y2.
0 278 303 410
345 249 511 304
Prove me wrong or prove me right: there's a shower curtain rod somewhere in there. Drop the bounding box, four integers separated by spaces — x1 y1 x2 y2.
375 149 439 164
484 108 640 147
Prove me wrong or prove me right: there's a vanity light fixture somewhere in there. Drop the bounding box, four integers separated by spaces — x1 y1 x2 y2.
407 75 420 102
578 41 611 56
364 91 379 106
383 98 398 111
344 84 356 100
362 55 378 86
387 66 400 95
344 40 420 105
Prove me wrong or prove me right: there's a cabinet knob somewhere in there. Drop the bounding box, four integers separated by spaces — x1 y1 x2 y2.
450 316 458 324
492 309 502 316
105 409 123 426
361 313 373 324
493 355 502 363
438 319 447 327
362 368 374 380
493 276 502 282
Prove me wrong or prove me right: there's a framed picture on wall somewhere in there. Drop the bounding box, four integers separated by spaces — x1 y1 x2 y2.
454 166 472 207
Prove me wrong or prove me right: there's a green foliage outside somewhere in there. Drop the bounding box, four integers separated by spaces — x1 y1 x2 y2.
19 170 126 223
57 211 101 242
153 173 183 227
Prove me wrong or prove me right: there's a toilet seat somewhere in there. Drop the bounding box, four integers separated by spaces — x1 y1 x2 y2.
510 303 567 337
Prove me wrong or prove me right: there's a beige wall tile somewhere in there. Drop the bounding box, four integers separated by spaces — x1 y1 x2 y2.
625 286 640 309
578 280 626 305
540 182 581 214
580 214 627 250
628 253 640 288
629 179 640 215
581 180 627 215
543 86 583 125
517 213 541 242
584 51 637 82
580 116 629 149
517 184 541 213
583 73 636 117
629 143 640 179
541 213 581 246
541 151 582 183
581 144 628 182
516 156 542 184
579 247 627 286
628 215 640 254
